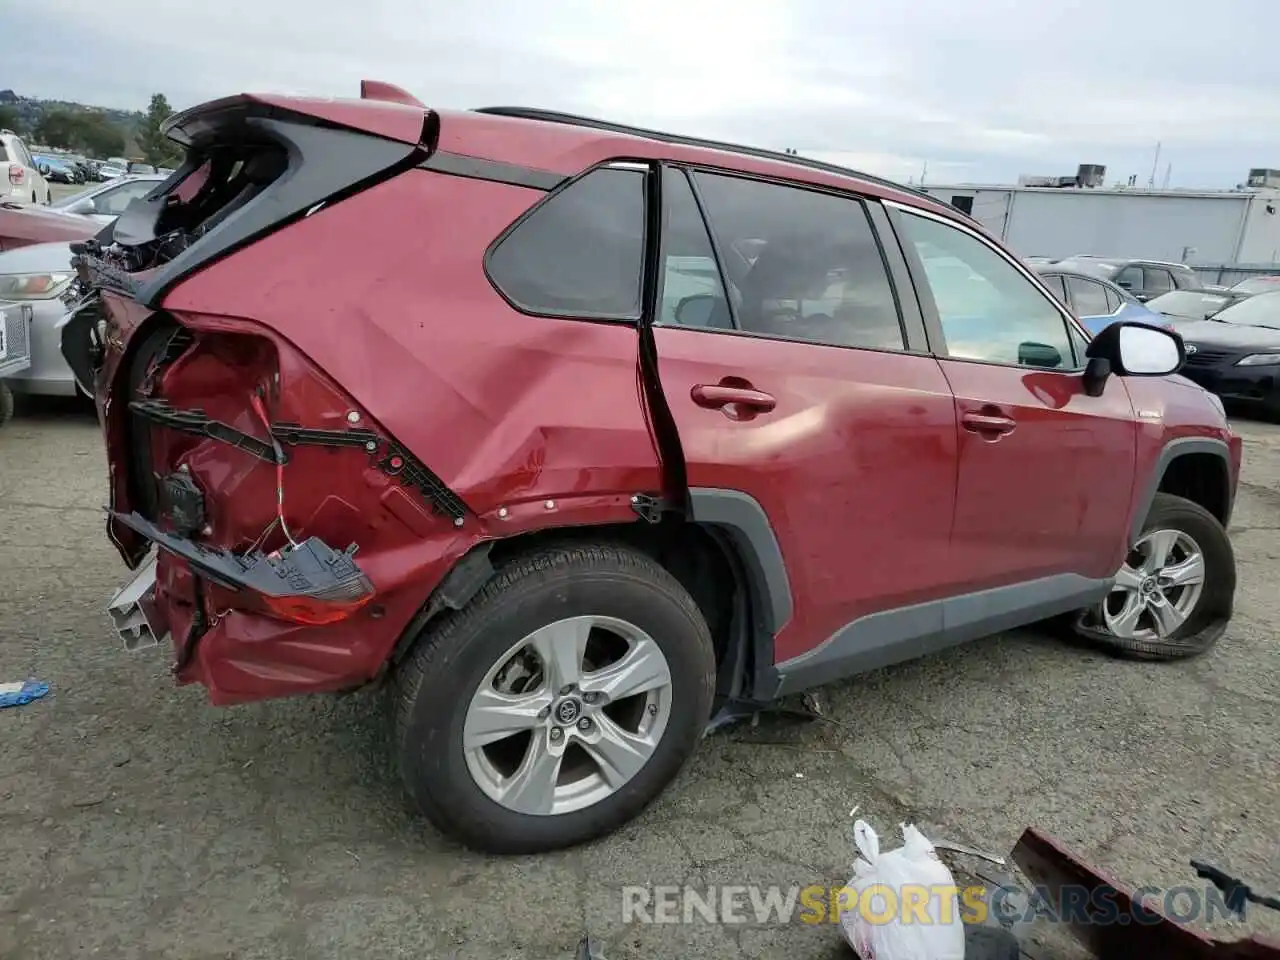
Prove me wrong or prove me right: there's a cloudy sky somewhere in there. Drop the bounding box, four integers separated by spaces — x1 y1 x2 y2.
5 0 1276 188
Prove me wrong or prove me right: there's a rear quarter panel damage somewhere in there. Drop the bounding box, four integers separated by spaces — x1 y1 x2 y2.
155 168 662 701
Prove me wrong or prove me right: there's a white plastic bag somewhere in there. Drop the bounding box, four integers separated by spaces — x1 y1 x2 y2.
838 819 966 960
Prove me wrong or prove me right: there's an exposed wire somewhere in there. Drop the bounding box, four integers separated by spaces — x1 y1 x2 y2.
250 390 299 549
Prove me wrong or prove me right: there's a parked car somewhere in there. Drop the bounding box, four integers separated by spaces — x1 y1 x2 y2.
96 163 126 181
64 83 1242 856
1054 257 1202 302
0 241 81 397
1174 290 1280 418
1228 275 1280 296
1146 289 1252 325
34 154 79 184
48 174 164 222
0 203 99 252
125 159 158 175
1033 265 1166 335
1 129 51 205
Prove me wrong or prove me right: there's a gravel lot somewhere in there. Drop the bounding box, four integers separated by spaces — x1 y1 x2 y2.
2 400 1278 960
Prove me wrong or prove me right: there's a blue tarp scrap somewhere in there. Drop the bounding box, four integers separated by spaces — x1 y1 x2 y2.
0 680 50 709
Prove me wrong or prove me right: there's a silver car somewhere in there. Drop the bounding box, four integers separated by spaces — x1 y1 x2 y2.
48 174 164 223
0 241 79 397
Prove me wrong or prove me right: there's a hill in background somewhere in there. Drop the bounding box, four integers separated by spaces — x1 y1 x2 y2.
0 88 145 158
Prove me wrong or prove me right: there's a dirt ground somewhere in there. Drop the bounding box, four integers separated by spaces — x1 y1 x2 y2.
2 398 1278 959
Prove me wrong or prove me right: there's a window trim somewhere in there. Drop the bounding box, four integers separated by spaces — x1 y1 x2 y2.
482 158 654 323
884 199 1091 371
651 163 926 356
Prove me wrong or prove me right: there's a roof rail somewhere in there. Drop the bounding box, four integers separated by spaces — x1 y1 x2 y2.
472 106 953 214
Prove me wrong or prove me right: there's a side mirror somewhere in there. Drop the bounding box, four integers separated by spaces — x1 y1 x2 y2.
1084 321 1184 396
66 198 96 216
674 294 718 327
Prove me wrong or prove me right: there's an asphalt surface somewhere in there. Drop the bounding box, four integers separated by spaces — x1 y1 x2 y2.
1 399 1278 960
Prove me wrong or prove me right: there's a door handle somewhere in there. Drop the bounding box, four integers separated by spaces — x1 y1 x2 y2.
961 411 1016 436
691 384 777 413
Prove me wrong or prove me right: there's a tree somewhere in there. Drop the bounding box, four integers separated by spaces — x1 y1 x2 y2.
137 93 181 166
76 114 126 159
34 110 80 149
0 103 23 134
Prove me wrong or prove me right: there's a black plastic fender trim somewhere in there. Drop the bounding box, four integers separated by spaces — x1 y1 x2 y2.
1131 437 1234 544
687 488 793 634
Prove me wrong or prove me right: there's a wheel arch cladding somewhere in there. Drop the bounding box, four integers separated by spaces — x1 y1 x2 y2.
687 488 793 634
1133 437 1234 545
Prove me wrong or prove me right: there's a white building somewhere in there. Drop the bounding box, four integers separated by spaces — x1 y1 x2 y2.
918 180 1280 268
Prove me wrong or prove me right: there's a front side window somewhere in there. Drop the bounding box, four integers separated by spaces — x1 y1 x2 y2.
897 210 1074 369
487 166 646 319
1115 265 1143 291
691 171 905 350
1142 267 1173 295
1040 273 1068 305
1066 277 1111 317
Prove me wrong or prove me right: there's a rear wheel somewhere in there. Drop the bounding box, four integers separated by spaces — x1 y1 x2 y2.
1078 493 1234 659
392 541 716 854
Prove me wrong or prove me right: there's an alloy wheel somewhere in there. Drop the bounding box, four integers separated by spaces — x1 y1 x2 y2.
1093 528 1206 641
462 615 673 816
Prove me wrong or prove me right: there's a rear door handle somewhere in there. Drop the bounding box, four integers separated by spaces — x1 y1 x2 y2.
961 411 1016 436
691 384 777 413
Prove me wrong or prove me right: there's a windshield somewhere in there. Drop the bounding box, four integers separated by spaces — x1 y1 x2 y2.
1230 276 1280 295
1213 291 1280 329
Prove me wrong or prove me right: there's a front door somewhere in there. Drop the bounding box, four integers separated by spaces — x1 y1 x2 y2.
890 204 1139 596
649 166 960 665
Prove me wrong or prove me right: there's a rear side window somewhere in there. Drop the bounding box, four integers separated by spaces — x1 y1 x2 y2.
1103 286 1121 312
487 167 646 320
690 171 905 350
1066 277 1110 316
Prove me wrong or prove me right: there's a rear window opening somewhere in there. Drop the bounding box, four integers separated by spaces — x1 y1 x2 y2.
154 141 288 242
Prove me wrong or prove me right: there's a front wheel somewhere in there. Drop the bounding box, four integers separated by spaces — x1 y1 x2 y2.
1078 493 1235 659
391 541 716 854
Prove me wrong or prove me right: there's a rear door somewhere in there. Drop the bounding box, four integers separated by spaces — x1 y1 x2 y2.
649 166 960 664
888 202 1138 597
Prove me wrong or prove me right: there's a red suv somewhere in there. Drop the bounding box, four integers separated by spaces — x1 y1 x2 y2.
62 82 1241 855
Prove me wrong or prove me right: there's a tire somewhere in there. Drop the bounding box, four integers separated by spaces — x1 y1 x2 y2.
45 190 51 205
31 191 36 204
0 383 13 428
391 541 716 854
1075 492 1235 660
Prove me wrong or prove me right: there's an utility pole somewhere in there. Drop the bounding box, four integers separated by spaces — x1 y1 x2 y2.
1148 141 1161 188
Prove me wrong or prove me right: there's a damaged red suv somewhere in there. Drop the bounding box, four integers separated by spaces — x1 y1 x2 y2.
63 81 1241 854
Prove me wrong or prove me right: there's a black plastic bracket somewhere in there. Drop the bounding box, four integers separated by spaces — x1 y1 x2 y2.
271 422 381 451
630 493 668 524
130 398 286 465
